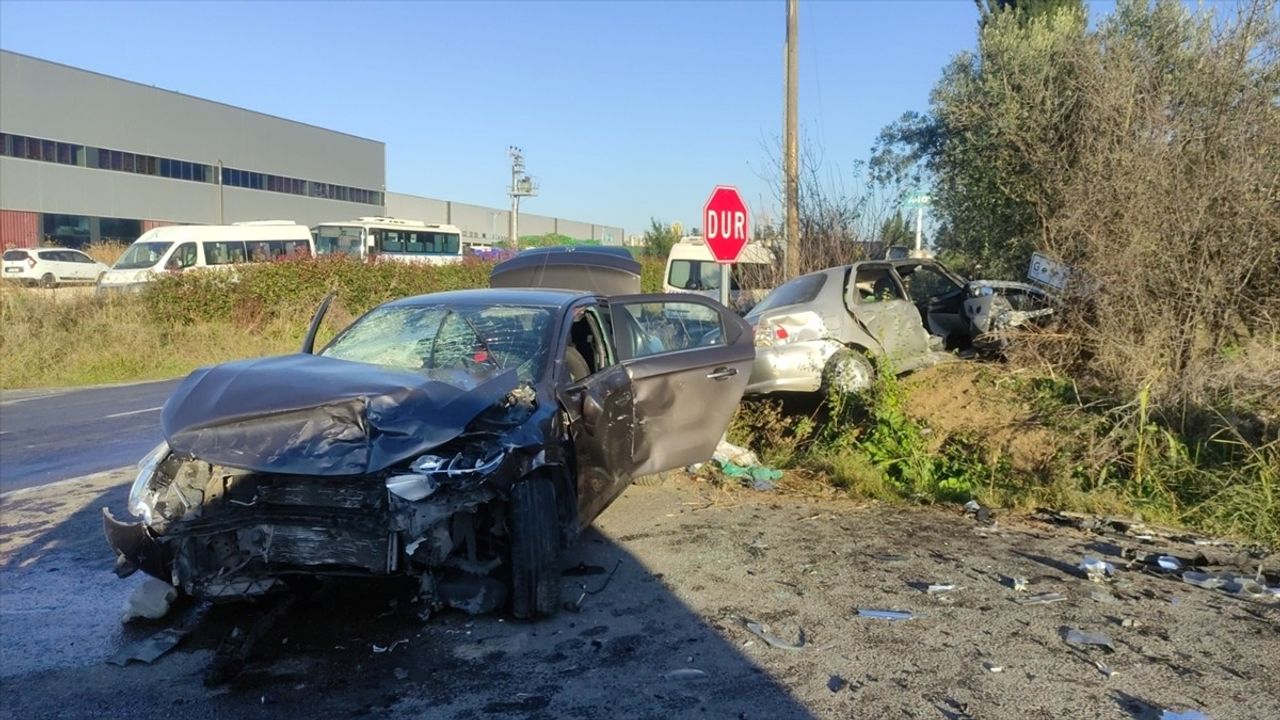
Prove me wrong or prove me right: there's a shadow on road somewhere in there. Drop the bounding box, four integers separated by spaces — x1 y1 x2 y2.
0 478 817 719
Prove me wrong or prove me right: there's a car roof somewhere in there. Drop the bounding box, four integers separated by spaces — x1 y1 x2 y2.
382 287 593 309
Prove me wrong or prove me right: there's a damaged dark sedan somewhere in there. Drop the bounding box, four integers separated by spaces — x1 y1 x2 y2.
105 277 753 619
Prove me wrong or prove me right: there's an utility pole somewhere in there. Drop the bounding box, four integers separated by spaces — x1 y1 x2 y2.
784 0 800 279
507 146 537 247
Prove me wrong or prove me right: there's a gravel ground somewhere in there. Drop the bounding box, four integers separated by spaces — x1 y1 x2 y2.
1 470 1277 719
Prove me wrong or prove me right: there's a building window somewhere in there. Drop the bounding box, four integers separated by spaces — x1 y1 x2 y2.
3 131 381 204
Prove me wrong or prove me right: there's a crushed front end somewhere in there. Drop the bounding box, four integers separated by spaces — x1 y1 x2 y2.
105 384 557 616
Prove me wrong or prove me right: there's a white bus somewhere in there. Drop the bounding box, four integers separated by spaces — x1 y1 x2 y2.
312 217 465 264
98 221 313 290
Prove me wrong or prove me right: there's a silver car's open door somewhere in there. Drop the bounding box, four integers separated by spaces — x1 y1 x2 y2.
606 294 754 476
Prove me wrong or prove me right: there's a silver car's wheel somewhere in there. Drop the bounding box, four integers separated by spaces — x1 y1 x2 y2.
823 350 874 395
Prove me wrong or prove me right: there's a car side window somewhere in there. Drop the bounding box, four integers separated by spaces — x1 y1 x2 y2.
202 241 247 265
69 251 92 263
898 264 960 303
853 268 905 304
167 243 197 270
562 305 615 383
612 301 725 360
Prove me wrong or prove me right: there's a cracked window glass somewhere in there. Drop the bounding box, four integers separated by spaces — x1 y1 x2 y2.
615 301 724 359
322 304 554 382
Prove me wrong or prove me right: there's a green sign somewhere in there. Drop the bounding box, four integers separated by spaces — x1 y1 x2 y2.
903 192 932 209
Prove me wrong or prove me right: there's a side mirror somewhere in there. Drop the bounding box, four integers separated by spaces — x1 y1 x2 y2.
301 291 337 354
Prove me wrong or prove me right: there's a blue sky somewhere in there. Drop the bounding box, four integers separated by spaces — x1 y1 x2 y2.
3 0 1013 234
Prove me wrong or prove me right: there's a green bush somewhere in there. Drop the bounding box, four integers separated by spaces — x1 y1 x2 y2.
142 255 494 326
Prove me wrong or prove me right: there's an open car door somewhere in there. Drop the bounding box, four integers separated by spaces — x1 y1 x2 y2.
607 294 754 477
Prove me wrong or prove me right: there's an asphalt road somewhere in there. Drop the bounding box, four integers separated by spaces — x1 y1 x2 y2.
0 379 180 493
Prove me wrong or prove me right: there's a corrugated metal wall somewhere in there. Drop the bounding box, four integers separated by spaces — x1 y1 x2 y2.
141 219 173 232
0 210 38 248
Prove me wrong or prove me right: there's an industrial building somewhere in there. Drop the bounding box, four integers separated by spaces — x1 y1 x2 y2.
0 50 622 249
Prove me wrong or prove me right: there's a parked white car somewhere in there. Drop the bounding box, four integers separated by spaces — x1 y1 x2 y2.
2 247 108 288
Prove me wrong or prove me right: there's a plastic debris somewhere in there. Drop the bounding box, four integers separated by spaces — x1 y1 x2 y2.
827 675 848 693
120 577 179 623
1008 576 1029 592
712 439 759 468
742 618 805 650
1120 617 1141 628
372 639 409 654
107 627 191 666
982 661 1002 673
1093 660 1116 678
1013 592 1066 605
926 583 958 595
1080 556 1116 582
1156 555 1183 572
719 460 783 491
1159 711 1209 720
1182 571 1227 590
856 608 915 621
663 668 708 681
393 667 409 681
1063 627 1115 652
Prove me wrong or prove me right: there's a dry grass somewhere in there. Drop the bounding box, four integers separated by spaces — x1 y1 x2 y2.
82 242 128 268
0 286 343 388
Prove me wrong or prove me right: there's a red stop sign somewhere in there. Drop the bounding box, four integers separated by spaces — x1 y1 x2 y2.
702 185 750 263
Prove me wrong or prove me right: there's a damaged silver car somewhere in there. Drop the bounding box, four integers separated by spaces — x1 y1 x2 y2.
104 251 753 619
744 258 1053 395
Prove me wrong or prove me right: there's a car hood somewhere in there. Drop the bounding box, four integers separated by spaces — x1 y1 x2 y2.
161 353 519 476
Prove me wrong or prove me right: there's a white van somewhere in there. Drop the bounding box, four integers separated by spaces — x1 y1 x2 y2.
663 235 776 312
98 221 313 290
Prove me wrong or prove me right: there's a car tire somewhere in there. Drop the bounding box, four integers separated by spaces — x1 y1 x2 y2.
508 476 561 619
823 349 874 395
39 273 56 289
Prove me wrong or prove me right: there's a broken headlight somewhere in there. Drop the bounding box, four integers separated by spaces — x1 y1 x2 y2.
127 441 170 524
386 448 507 501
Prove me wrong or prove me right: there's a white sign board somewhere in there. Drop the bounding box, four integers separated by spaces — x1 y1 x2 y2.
1028 252 1070 291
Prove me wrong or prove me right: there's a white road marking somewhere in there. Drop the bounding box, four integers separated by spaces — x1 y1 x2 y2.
104 406 163 419
0 392 71 406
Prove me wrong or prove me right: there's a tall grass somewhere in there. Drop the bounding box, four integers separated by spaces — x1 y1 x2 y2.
727 363 1279 546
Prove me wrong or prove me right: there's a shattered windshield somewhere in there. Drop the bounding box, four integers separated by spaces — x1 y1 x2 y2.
321 303 554 383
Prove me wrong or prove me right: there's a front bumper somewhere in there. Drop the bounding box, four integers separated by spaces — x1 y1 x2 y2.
744 339 842 395
102 508 171 581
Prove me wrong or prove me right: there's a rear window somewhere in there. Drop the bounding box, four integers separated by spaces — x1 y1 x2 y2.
3 250 29 261
747 274 827 318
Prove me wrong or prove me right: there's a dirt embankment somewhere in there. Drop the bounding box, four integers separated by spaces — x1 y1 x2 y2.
901 362 1065 477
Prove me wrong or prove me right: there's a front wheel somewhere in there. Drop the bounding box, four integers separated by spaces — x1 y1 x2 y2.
508 476 561 619
823 349 874 395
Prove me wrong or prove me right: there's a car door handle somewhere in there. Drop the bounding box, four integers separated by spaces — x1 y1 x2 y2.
706 367 738 381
